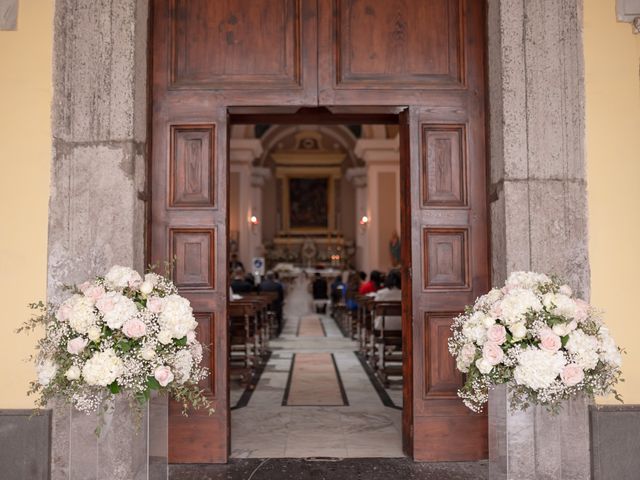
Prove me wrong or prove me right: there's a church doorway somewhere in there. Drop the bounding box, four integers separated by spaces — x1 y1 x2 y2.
150 0 490 463
227 119 404 458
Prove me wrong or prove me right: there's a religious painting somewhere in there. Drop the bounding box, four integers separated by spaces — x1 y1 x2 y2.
288 177 329 229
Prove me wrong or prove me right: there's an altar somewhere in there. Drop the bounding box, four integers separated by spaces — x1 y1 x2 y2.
265 235 355 271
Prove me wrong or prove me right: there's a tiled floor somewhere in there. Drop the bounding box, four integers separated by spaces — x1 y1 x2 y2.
230 278 404 459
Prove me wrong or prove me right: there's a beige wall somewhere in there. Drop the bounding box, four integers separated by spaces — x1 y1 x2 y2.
584 0 640 403
0 0 638 408
0 0 53 408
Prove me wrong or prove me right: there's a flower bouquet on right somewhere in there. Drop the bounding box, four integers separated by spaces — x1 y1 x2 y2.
448 271 624 413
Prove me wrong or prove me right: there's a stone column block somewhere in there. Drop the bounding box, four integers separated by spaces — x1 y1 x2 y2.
489 385 591 480
54 394 167 480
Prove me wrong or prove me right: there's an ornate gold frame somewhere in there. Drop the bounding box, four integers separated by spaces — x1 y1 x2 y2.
276 166 342 234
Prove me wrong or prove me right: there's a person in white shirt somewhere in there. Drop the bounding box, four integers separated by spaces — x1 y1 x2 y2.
373 270 402 330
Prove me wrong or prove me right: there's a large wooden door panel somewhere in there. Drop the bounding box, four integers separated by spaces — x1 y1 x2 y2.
318 0 484 105
153 0 318 106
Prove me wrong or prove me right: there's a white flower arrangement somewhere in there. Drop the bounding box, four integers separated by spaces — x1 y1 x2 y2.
20 266 213 423
448 271 624 413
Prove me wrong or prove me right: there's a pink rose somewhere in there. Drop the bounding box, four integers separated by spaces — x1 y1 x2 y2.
78 281 92 293
539 329 562 352
574 299 590 322
154 366 174 387
67 336 89 355
146 296 164 314
122 318 146 339
84 285 106 302
482 342 504 366
56 304 72 322
561 364 584 386
487 324 507 345
96 294 115 313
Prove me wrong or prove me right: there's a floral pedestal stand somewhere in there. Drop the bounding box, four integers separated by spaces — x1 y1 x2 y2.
489 384 591 480
51 393 167 480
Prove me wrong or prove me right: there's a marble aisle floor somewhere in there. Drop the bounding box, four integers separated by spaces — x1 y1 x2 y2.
230 277 404 459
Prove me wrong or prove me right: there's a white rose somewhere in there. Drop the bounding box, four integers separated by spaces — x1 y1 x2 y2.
65 365 81 381
509 322 527 340
158 330 173 345
187 330 197 344
87 325 102 341
139 281 154 295
475 358 493 374
552 320 577 337
67 336 89 355
141 346 156 361
37 360 57 386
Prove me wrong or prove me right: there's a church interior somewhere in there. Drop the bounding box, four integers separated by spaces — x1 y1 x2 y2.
227 123 404 457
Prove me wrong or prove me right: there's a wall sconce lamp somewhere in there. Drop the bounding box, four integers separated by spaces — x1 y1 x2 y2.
249 215 259 225
359 215 369 226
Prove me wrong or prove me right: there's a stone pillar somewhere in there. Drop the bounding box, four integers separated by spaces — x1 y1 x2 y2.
230 139 264 269
48 1 150 478
354 138 400 273
488 0 588 297
487 1 590 478
250 167 271 269
345 167 368 272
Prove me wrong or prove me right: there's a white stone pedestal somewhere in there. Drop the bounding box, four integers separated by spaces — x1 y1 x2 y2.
489 384 591 480
52 393 167 480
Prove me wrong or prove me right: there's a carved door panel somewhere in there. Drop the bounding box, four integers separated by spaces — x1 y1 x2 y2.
318 0 477 105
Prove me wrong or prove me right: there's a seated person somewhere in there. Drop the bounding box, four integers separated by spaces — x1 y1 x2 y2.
230 267 254 294
345 271 361 312
259 271 285 335
228 253 244 272
311 272 329 313
330 274 345 305
373 269 402 331
359 270 382 295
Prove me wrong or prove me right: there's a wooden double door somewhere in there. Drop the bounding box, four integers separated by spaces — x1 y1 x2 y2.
151 0 489 463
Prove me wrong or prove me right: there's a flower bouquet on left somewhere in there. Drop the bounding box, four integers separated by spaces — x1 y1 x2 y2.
19 265 213 427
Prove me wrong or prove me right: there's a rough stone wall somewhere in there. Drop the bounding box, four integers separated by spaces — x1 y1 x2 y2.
487 0 589 298
48 1 149 478
48 0 148 302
